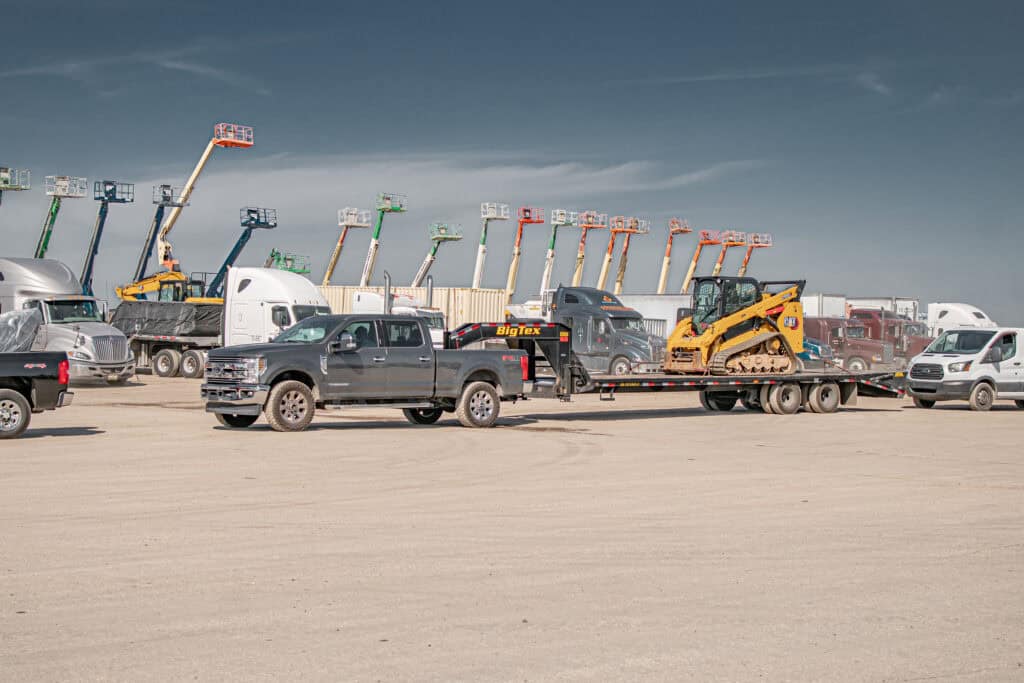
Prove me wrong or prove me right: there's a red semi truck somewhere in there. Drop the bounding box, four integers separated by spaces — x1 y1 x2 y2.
849 308 932 367
804 317 895 372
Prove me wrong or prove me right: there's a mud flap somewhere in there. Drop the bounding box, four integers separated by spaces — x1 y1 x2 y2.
839 383 858 406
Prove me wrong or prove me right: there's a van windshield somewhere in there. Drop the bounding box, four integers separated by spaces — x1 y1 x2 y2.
273 316 334 343
45 299 104 324
293 305 331 322
926 330 996 354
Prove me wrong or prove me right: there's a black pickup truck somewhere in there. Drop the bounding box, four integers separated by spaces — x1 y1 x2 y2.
201 314 528 431
0 352 74 438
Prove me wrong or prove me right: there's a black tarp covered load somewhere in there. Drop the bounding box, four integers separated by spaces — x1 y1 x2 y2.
111 301 222 337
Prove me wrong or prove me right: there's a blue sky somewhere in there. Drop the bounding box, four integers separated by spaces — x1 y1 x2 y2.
1 1 1022 321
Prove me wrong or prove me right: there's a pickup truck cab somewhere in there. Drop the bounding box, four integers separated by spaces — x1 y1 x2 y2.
201 314 528 431
907 327 1024 411
0 351 74 438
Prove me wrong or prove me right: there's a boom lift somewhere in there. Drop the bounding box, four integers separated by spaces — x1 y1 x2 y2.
710 230 747 276
665 276 805 375
411 222 463 287
656 218 692 294
473 202 510 289
34 175 87 259
539 209 578 295
322 208 371 285
359 192 406 286
266 249 310 274
595 216 649 294
132 185 186 289
0 166 30 207
737 233 772 276
504 206 545 305
80 181 134 296
205 208 278 299
679 230 722 294
569 211 607 287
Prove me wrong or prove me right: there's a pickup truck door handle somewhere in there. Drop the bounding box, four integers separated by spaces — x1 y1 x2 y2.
418 356 431 362
372 357 386 363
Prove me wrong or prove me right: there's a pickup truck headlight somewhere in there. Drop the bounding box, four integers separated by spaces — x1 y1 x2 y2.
948 361 972 373
241 357 266 382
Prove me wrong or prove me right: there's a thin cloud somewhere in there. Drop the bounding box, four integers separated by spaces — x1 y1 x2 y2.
611 62 854 86
155 59 271 95
855 72 892 95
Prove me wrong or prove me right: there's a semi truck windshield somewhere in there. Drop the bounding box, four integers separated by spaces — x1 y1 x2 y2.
45 300 104 324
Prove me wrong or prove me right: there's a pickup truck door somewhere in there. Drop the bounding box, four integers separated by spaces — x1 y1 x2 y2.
383 319 434 397
324 320 386 399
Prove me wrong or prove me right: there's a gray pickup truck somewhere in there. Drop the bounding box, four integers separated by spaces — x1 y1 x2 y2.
201 314 528 431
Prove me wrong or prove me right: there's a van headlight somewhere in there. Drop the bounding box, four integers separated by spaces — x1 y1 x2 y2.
948 361 972 373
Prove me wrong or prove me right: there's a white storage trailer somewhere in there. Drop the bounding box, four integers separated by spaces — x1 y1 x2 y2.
801 293 848 318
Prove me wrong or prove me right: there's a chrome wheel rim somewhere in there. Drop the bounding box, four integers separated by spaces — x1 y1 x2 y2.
469 390 494 421
280 390 308 423
0 399 23 431
612 360 630 375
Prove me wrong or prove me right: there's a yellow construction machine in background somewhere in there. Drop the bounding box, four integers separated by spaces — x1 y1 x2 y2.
665 276 805 375
114 271 222 304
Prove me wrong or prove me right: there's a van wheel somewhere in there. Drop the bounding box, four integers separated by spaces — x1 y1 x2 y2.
216 413 259 429
0 390 31 439
913 397 935 409
808 382 841 414
456 381 500 428
403 408 443 425
180 350 206 379
969 383 994 412
265 380 315 432
769 383 802 415
847 357 868 372
153 349 181 377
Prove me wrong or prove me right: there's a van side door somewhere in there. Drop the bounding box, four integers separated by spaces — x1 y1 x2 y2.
990 332 1023 396
383 319 434 398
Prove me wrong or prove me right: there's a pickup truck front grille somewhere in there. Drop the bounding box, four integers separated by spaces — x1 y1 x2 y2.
93 336 128 362
910 363 943 380
205 357 252 384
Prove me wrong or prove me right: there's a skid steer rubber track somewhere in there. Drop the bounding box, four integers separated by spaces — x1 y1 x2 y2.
708 331 796 375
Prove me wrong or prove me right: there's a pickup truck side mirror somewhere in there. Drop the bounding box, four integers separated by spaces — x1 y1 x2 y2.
329 332 359 354
985 346 1003 364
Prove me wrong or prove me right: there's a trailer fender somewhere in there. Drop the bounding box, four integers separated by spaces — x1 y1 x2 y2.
839 382 858 406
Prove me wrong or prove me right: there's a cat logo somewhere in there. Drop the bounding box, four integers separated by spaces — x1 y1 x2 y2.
783 316 800 330
496 325 541 337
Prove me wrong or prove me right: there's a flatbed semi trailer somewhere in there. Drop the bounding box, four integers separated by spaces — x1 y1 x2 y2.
447 322 905 414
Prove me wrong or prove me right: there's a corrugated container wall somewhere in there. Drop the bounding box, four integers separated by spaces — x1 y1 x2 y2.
320 286 506 328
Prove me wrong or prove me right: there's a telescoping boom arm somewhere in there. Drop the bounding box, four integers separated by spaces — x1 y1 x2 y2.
206 208 277 299
80 181 134 296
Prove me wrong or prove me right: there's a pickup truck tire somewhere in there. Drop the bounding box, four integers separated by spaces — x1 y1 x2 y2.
180 350 205 379
456 381 500 428
216 413 259 429
0 389 31 439
403 408 443 425
913 397 936 409
154 349 181 378
969 382 994 412
265 380 315 432
807 382 841 414
846 357 868 372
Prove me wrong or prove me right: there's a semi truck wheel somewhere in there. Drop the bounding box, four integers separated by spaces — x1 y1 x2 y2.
846 357 868 372
216 413 259 429
456 381 500 428
807 382 841 414
265 380 315 432
609 356 632 376
0 390 31 439
968 383 994 412
180 350 206 379
769 383 802 415
912 397 935 409
403 408 443 425
153 349 181 378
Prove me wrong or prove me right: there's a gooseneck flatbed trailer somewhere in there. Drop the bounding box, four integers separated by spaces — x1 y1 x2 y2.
446 322 905 414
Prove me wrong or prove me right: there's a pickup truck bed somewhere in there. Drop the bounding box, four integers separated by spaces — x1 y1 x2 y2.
0 352 74 438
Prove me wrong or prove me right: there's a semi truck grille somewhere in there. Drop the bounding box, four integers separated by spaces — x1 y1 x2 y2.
93 336 128 362
910 363 943 380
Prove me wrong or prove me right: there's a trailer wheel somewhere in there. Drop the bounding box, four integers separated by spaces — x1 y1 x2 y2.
180 350 206 379
741 393 761 411
1015 400 1024 410
968 382 994 412
703 391 737 411
0 390 31 439
759 385 776 414
913 397 936 409
807 382 841 414
769 383 802 415
265 380 315 432
456 381 500 428
153 349 181 378
216 413 259 429
699 390 717 411
403 408 443 425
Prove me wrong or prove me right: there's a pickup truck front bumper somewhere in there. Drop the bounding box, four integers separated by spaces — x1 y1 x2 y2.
201 383 270 416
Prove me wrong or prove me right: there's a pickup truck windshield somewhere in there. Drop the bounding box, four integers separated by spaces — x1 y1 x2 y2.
273 316 334 343
926 330 996 354
611 317 645 332
45 300 103 324
293 305 331 322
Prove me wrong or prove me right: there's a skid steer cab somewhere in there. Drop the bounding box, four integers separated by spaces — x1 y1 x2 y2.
666 277 806 375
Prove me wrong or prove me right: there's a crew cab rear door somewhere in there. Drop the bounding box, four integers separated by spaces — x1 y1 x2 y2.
383 319 434 398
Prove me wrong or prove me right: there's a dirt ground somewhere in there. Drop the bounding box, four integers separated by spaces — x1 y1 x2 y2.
2 377 1023 681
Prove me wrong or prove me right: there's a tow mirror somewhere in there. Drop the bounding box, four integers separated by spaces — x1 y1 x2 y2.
985 346 1003 364
329 332 358 354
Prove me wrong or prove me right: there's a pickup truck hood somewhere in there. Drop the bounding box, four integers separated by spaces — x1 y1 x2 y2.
210 342 308 358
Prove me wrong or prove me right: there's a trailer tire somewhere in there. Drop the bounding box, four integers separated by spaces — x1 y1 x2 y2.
216 413 259 429
180 350 206 379
265 380 315 432
456 381 500 428
0 389 31 439
769 383 802 415
968 382 994 412
699 390 717 411
609 356 632 376
403 408 443 425
846 357 868 372
759 385 776 414
1015 400 1024 410
913 397 936 409
741 393 761 411
808 382 841 414
153 349 181 378
707 391 738 411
